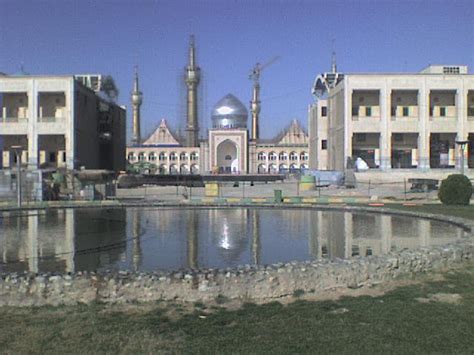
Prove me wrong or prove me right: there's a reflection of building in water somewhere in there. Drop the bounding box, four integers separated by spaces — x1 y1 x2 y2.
208 208 249 263
142 208 182 238
0 210 75 273
0 208 128 273
0 208 467 273
308 212 463 259
74 209 127 271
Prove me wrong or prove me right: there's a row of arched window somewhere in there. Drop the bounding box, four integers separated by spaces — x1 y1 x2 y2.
162 164 199 174
257 151 308 161
128 151 199 162
257 163 308 174
139 164 200 175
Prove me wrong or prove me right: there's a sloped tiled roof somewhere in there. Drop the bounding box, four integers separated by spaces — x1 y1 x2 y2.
271 119 308 146
142 119 182 146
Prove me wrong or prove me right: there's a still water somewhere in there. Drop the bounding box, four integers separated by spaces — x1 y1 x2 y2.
0 207 467 273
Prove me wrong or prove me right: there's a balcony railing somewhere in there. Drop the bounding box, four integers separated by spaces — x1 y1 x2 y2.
429 106 456 118
37 107 66 123
352 106 380 120
0 116 28 123
391 106 419 119
1 107 29 123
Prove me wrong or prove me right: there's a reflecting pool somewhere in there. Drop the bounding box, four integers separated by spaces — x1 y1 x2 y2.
0 207 468 273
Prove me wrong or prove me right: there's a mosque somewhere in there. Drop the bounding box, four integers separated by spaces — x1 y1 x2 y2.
126 36 309 175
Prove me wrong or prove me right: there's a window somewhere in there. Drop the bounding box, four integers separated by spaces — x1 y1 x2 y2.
391 107 396 116
49 152 57 163
365 106 372 117
352 107 358 116
257 152 266 160
170 152 177 161
180 152 187 160
225 155 232 160
393 133 403 142
269 152 277 161
289 152 298 161
279 152 287 160
159 152 167 161
321 106 327 117
355 133 366 143
443 66 460 74
321 140 327 150
440 107 446 117
149 153 157 161
402 107 409 116
190 152 198 161
138 152 146 161
468 107 474 116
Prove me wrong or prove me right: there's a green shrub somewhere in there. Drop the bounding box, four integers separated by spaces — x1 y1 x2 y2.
438 174 472 205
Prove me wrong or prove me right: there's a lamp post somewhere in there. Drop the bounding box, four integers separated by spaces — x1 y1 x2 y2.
11 145 22 207
455 140 469 175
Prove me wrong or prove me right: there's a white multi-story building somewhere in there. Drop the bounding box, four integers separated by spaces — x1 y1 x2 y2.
0 74 126 171
309 64 474 172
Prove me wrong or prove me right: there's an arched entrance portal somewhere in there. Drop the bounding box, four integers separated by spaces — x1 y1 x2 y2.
216 139 239 173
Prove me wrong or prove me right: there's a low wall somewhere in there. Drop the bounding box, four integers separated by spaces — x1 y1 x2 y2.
0 205 473 306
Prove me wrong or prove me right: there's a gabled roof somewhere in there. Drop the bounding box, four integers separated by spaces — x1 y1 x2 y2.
142 119 182 146
271 119 308 146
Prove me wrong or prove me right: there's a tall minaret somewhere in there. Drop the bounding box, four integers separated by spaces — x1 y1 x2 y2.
250 76 261 140
185 35 200 147
131 66 143 145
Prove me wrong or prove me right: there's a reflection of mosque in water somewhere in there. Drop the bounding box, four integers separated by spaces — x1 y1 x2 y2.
0 208 466 273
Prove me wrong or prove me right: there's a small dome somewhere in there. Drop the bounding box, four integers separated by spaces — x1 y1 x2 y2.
211 94 248 129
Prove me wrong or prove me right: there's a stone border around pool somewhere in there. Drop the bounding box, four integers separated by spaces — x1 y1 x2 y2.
0 201 473 307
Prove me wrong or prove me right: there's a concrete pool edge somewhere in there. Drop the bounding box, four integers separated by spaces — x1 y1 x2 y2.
0 202 473 306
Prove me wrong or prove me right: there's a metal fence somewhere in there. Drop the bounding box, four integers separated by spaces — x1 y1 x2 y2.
2 172 473 205
114 178 448 203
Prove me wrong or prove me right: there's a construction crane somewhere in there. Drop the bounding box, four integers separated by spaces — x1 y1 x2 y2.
249 56 280 140
249 56 280 86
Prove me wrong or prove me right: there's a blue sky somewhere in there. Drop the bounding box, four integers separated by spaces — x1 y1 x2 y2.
1 0 473 141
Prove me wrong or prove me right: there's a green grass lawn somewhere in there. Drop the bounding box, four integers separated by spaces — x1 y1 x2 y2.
0 204 473 354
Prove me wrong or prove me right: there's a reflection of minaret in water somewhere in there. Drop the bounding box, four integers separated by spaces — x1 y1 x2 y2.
251 209 261 265
132 209 142 272
187 210 198 269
